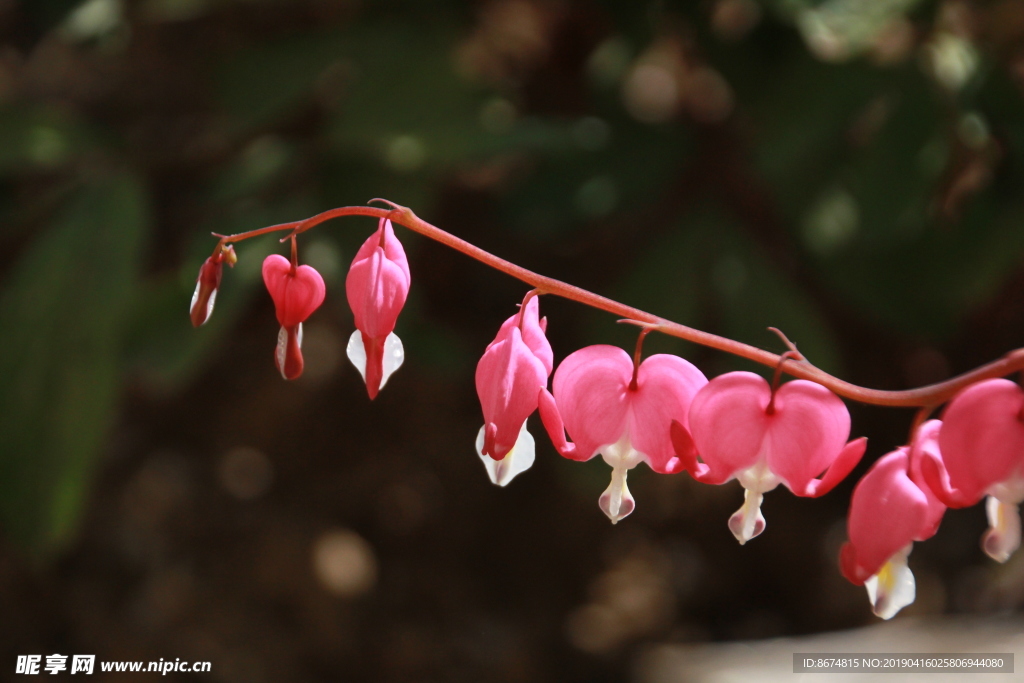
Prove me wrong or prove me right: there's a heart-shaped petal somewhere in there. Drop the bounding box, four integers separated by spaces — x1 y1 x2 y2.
939 379 1024 505
262 254 326 328
628 354 707 473
549 345 633 462
763 379 851 493
688 372 771 483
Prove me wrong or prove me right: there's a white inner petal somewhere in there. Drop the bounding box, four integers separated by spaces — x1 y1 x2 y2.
728 488 766 545
475 421 535 487
379 332 405 390
190 280 201 314
865 544 915 620
346 329 367 382
205 288 217 322
726 460 779 545
346 331 404 391
598 433 642 524
275 326 288 379
988 474 1024 506
599 465 635 524
983 495 1021 563
736 459 781 494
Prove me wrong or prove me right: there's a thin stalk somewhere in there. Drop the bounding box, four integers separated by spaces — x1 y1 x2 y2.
210 202 1024 408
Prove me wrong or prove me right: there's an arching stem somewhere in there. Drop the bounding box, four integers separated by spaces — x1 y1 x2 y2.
209 202 1024 408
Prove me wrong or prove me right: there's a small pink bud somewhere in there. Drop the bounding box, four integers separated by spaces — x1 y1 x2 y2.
262 253 326 381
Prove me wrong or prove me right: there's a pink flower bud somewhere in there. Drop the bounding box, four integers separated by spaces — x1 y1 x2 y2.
189 245 235 327
262 254 326 381
474 295 552 486
346 218 411 399
840 420 946 619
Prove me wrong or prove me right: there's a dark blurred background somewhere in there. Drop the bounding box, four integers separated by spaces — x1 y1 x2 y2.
1 0 1023 680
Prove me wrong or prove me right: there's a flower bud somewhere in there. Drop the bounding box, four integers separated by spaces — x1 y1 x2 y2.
346 218 411 399
190 245 235 328
262 253 326 380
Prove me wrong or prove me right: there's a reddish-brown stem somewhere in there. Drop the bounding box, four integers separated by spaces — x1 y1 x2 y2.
629 327 652 392
211 202 1024 408
766 351 799 415
908 406 936 445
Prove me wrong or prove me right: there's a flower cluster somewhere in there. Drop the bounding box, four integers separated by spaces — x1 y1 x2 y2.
839 379 1024 619
192 218 412 389
191 206 1024 623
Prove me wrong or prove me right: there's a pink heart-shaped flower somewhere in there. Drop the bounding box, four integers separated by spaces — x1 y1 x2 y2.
262 254 326 328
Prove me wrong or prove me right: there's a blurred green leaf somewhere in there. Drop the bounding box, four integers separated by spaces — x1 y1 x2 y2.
0 171 148 555
750 56 887 215
219 31 350 130
0 105 96 174
326 27 493 168
816 194 1024 339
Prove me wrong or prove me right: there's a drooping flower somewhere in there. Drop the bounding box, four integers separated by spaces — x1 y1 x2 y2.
190 244 236 327
923 378 1024 563
346 218 411 399
262 254 326 380
673 372 866 544
840 420 946 619
475 294 553 486
538 345 707 523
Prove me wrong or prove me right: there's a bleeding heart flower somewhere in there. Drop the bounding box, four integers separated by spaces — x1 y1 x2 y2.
346 218 411 399
262 253 326 380
923 379 1024 563
475 294 552 486
674 372 866 544
190 244 236 327
840 420 946 619
539 345 707 523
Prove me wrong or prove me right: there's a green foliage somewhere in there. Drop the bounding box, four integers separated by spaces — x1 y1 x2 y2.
0 105 96 174
0 172 148 555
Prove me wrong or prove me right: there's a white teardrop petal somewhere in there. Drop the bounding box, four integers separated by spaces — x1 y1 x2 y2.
598 465 635 524
865 544 915 620
379 332 405 390
727 488 766 545
346 329 368 382
983 495 1021 563
476 421 535 487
